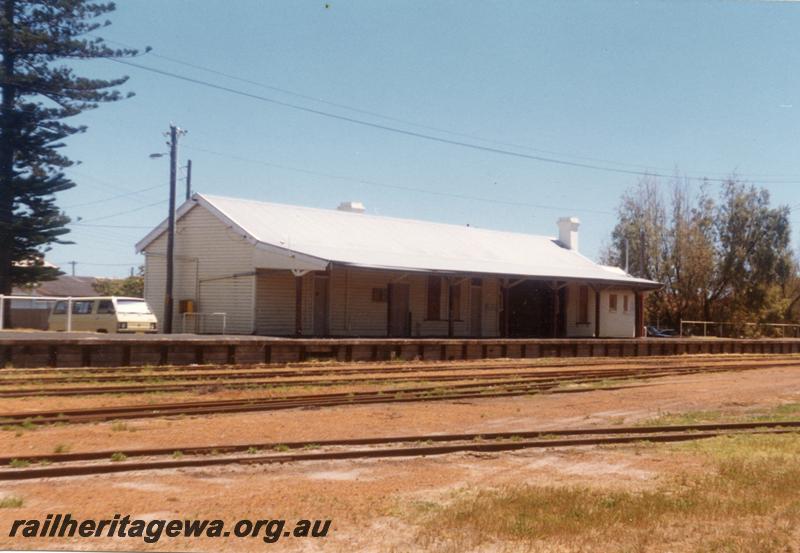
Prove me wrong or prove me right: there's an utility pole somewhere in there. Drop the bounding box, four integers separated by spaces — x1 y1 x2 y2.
163 124 186 334
68 261 76 277
185 159 192 201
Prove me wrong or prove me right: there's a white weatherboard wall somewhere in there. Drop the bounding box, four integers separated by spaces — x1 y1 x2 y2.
250 265 502 337
564 283 596 338
144 205 256 334
326 268 500 337
563 284 636 338
600 289 635 338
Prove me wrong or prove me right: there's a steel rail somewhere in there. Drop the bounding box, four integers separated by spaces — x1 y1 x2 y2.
0 364 779 424
3 420 797 466
0 379 655 425
0 365 729 397
3 356 799 385
2 353 794 379
2 359 796 398
0 359 755 415
1 359 794 425
2 422 798 480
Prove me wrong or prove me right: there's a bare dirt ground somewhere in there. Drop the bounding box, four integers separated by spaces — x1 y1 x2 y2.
1 356 800 552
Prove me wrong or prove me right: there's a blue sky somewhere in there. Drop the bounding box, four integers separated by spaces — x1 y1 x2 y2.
49 0 800 277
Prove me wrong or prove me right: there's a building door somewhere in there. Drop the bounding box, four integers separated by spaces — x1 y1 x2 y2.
387 282 410 337
508 280 554 337
313 276 329 336
470 282 482 337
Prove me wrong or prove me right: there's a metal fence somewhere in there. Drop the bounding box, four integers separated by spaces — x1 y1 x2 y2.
680 319 800 338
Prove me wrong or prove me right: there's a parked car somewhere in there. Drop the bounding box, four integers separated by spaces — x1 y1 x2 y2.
48 297 158 334
646 325 678 338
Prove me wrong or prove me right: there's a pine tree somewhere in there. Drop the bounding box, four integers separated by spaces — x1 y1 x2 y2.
0 0 138 297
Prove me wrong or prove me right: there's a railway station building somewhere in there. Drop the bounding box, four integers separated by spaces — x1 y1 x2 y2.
136 194 660 338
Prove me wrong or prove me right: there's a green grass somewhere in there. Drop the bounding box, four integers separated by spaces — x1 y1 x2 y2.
19 419 36 431
638 402 800 427
0 496 23 508
273 444 290 453
409 433 800 553
8 459 29 468
109 452 127 462
53 443 70 454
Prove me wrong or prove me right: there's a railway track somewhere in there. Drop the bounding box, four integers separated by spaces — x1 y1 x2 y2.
0 357 789 424
3 353 796 381
0 378 650 425
2 358 798 398
2 420 797 480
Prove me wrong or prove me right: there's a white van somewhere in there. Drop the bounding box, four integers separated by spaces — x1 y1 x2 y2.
48 297 158 334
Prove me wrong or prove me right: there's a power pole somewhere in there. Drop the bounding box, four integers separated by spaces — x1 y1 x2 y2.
163 124 186 334
185 159 192 201
68 261 76 276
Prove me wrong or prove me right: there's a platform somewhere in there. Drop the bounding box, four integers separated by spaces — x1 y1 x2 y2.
0 332 799 368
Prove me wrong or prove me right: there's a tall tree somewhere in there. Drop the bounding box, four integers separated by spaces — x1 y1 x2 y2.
0 0 137 297
708 181 793 331
604 177 795 335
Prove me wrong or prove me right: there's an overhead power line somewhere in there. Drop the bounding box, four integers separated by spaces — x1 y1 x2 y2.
104 38 800 180
62 184 162 209
55 260 141 267
110 57 800 185
72 199 166 224
134 50 665 172
70 222 153 229
184 145 615 215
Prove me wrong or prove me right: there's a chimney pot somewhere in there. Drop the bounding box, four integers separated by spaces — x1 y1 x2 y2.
557 216 580 251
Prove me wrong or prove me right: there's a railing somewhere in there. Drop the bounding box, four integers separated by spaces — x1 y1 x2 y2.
181 312 227 335
680 319 800 338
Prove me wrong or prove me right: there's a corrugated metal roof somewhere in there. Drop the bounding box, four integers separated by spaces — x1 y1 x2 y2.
136 194 660 288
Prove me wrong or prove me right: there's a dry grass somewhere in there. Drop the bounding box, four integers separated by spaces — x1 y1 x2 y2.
407 434 800 553
0 496 23 508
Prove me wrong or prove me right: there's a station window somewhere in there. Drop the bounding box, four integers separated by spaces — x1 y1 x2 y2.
609 294 618 312
623 295 629 312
